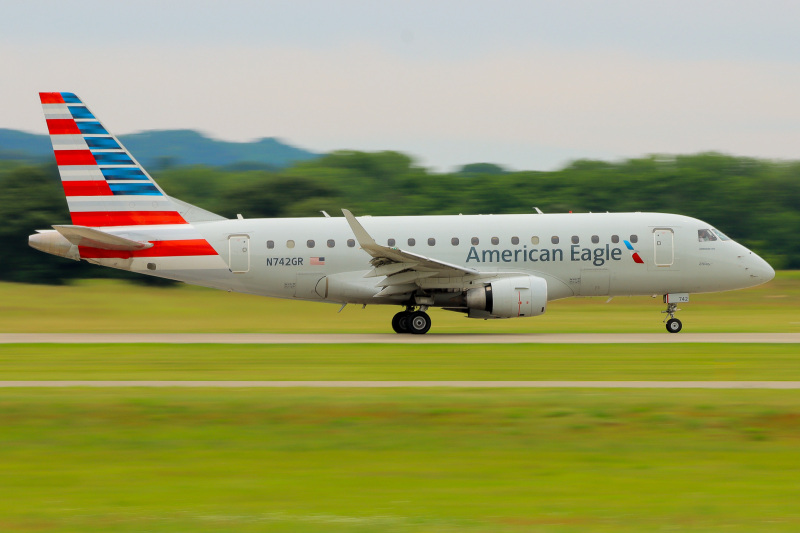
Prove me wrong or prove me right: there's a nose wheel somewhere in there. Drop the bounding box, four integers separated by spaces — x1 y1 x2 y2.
662 302 682 333
666 317 682 333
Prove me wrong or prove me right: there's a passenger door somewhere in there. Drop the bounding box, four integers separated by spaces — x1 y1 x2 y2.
653 229 674 267
228 235 250 273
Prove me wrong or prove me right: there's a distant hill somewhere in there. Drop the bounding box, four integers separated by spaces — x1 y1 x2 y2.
0 128 319 169
0 129 51 161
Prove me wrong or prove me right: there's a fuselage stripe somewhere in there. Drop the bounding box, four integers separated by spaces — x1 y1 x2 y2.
79 239 218 259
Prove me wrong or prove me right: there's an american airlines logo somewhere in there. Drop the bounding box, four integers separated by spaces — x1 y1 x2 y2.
623 240 645 264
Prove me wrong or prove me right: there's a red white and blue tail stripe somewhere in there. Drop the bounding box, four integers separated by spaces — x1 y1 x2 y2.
38 92 224 272
40 92 185 227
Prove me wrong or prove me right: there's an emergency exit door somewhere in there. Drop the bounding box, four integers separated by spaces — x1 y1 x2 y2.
228 235 250 273
653 229 674 267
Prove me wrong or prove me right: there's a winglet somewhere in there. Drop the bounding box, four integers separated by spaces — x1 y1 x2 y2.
342 208 481 277
342 209 380 252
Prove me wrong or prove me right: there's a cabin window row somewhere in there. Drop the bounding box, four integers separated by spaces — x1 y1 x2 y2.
265 234 639 249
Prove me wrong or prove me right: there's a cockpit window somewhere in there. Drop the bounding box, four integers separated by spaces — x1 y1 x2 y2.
698 229 717 242
712 229 731 241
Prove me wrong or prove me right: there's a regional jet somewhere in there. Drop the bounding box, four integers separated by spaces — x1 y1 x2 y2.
29 92 775 334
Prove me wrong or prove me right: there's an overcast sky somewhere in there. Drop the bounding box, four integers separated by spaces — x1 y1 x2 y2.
2 0 799 170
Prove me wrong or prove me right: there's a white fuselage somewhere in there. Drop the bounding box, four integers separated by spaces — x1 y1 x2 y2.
105 212 774 305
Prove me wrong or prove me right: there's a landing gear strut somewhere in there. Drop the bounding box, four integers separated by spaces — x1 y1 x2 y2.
392 307 432 334
662 302 682 333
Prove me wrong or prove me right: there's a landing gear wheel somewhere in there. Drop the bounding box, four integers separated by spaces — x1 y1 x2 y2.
392 311 411 334
408 311 432 335
662 300 683 334
666 318 682 333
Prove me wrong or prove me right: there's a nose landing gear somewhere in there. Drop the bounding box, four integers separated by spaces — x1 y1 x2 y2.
391 306 432 334
665 315 682 333
661 293 689 333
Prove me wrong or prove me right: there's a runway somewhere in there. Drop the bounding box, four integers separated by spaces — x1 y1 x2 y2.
1 333 798 344
2 380 800 388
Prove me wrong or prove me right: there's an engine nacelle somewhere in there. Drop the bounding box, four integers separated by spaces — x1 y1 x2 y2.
466 275 547 318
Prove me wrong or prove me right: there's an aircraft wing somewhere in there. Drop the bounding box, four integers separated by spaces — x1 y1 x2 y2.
342 209 482 296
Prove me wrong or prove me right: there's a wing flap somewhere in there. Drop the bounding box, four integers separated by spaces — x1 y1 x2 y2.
376 270 438 287
365 262 418 278
53 225 154 251
375 283 419 297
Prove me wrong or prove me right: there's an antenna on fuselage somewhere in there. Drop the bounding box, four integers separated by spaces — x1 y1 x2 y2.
321 211 331 218
533 207 543 214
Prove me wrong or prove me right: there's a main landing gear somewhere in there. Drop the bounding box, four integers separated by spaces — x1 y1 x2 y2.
392 307 432 335
662 302 682 333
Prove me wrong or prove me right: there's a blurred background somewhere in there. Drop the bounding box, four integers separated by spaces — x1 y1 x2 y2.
1 0 799 284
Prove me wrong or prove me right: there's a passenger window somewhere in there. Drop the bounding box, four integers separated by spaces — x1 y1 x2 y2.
591 235 599 244
451 237 459 246
571 236 579 244
287 240 295 249
611 235 619 244
327 239 335 248
531 236 539 245
388 238 396 246
428 238 435 246
551 236 559 244
698 229 718 242
347 239 355 248
511 236 519 245
491 237 499 245
307 240 315 248
408 238 416 246
471 237 479 245
266 240 274 249
630 235 638 244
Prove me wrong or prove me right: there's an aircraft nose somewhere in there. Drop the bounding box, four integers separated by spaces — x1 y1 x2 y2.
746 251 775 284
760 257 776 282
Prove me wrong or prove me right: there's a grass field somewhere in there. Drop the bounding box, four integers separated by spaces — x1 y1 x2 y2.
1 271 798 333
2 388 800 532
1 343 799 381
2 275 799 531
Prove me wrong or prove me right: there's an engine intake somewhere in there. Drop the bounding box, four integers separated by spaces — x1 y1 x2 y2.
466 275 547 318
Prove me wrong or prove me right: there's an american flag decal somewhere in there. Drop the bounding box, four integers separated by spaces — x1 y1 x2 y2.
310 257 325 265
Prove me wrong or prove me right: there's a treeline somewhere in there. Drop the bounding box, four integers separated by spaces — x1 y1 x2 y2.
2 151 798 284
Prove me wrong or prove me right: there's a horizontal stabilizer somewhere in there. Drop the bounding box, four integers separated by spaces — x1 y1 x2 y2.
53 225 154 251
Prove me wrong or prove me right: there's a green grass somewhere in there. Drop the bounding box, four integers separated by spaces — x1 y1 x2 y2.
1 271 798 333
2 388 800 532
1 343 800 381
2 275 798 531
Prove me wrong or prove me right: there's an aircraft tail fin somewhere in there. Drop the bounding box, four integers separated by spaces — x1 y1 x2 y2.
35 92 227 274
39 92 202 227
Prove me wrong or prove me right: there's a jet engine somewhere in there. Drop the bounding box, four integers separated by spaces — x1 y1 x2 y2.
465 275 547 318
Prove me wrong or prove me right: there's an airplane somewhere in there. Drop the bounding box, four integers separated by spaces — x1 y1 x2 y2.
29 92 776 334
